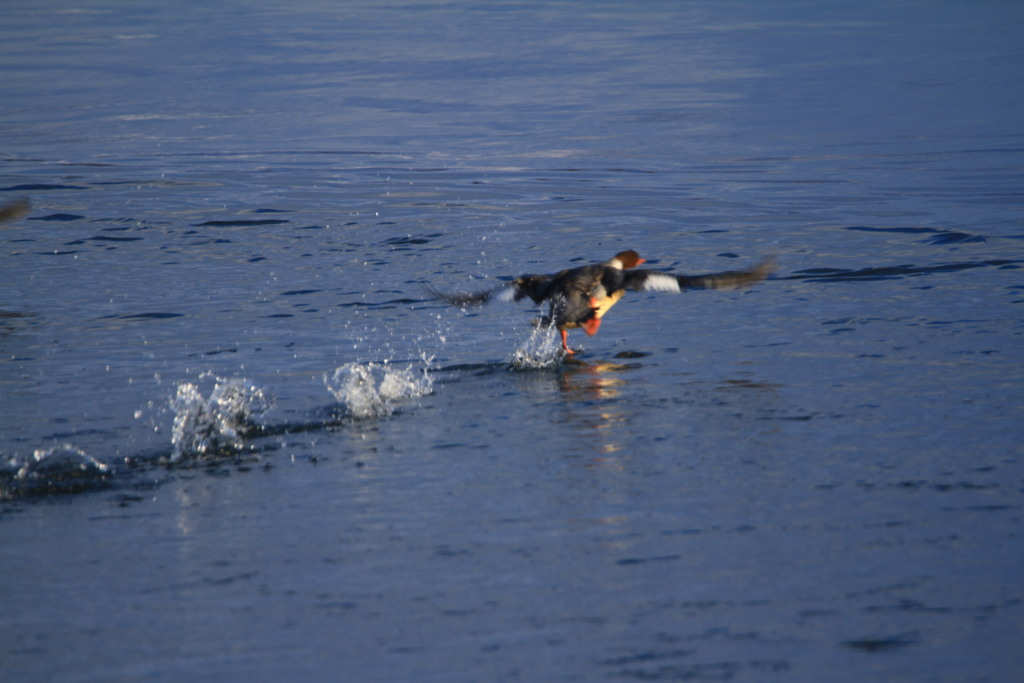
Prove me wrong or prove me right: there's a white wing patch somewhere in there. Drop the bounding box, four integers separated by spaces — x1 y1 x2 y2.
640 273 681 293
494 284 518 303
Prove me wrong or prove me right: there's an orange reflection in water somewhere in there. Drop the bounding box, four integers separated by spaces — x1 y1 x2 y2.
553 358 643 467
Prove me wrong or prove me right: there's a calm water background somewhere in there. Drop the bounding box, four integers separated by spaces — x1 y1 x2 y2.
2 1 1023 680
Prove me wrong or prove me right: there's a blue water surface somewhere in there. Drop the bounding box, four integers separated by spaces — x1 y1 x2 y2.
2 1 1023 681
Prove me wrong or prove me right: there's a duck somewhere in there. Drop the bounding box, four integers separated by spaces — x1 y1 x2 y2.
427 250 774 354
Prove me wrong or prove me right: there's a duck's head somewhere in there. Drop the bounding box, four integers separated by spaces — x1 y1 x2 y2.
608 249 646 269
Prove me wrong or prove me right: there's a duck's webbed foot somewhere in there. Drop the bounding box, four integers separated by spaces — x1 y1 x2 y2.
559 329 575 355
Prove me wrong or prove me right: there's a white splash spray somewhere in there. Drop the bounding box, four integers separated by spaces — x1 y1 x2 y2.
16 444 109 480
324 358 433 419
509 321 565 369
170 374 272 461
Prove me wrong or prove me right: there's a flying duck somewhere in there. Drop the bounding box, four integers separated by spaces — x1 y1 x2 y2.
427 250 774 354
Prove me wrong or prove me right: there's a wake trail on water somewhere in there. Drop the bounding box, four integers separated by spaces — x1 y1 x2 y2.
3 306 573 501
1 358 436 500
169 359 435 462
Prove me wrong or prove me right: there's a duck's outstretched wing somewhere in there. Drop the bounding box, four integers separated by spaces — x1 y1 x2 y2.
425 273 554 308
622 256 775 293
425 283 514 307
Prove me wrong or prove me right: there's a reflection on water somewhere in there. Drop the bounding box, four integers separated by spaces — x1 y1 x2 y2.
556 361 633 461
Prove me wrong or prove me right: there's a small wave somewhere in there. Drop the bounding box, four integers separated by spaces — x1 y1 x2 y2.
1 183 87 191
509 321 564 370
843 225 987 245
784 258 1021 282
324 359 433 418
384 232 443 247
192 219 290 227
2 444 111 498
86 234 144 242
31 212 84 222
170 375 272 462
115 312 185 320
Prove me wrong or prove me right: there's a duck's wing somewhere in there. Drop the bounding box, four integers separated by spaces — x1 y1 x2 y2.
622 256 775 293
425 283 514 307
425 273 554 308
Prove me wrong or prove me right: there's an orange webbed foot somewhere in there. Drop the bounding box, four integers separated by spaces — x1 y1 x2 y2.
560 329 575 354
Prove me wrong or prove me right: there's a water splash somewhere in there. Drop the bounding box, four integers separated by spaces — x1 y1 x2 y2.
509 321 565 370
18 443 108 478
170 374 272 461
1 444 111 498
324 359 433 418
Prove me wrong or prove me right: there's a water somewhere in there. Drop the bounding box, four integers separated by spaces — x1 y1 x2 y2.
2 0 1023 680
